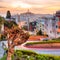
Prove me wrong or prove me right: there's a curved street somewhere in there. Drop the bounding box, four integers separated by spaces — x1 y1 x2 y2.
0 41 60 58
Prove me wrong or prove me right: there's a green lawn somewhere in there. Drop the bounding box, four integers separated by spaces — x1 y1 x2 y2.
0 54 7 60
0 50 60 60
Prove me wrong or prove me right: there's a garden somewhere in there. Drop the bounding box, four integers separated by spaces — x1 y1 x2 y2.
0 50 60 60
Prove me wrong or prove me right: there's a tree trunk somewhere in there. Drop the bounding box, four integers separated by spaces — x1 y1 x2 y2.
7 39 12 60
7 36 12 60
7 47 14 60
7 51 12 60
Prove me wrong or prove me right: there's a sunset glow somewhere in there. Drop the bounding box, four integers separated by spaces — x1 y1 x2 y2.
0 0 60 16
11 1 32 8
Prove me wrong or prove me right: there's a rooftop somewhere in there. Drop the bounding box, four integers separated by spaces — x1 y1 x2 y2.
28 36 48 41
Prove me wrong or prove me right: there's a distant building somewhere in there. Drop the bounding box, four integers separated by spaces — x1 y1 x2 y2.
12 10 53 29
28 36 48 41
36 16 55 38
29 21 37 31
12 10 60 38
55 11 60 38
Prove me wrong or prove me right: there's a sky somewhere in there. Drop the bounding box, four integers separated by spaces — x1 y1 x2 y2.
0 0 60 16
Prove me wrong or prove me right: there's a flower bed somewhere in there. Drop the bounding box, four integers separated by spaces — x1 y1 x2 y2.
25 43 60 48
25 40 60 48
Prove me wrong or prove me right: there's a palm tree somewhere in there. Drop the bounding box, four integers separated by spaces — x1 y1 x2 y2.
4 22 29 60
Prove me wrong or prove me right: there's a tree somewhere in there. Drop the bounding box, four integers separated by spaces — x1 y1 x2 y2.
0 16 4 31
4 25 29 60
6 10 11 19
22 26 28 30
36 29 43 35
4 20 18 28
0 16 5 40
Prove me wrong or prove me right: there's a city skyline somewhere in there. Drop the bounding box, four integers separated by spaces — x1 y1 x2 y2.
0 0 60 16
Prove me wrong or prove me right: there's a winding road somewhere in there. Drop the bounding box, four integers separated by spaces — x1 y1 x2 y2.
0 41 60 58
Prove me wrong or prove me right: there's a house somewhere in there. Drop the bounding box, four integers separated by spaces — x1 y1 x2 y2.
12 10 60 38
55 10 60 38
28 36 48 41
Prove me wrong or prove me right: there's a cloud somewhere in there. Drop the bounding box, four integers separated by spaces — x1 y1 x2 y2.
0 0 3 2
0 0 7 2
0 2 12 8
20 0 60 5
0 0 60 15
0 6 6 8
0 0 60 6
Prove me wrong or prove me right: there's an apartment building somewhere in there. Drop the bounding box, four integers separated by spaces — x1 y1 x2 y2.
12 10 60 38
55 11 60 38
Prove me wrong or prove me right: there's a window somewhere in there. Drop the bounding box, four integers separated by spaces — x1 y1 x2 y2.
57 32 60 34
59 26 60 29
56 25 58 28
25 22 27 24
50 31 52 33
47 24 48 26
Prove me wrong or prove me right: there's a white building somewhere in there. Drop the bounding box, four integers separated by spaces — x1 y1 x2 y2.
36 16 56 38
12 10 60 38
